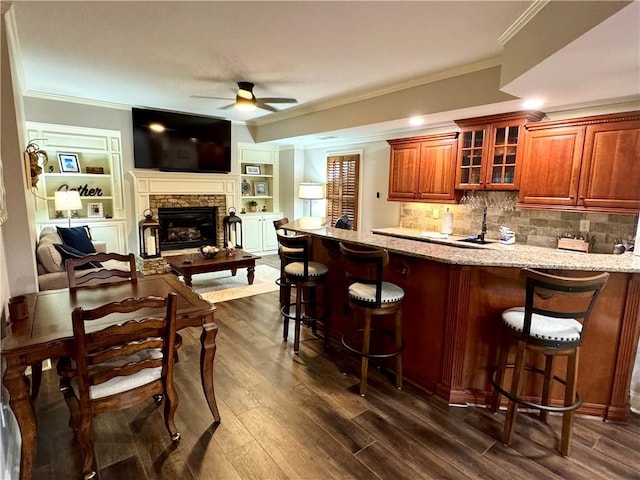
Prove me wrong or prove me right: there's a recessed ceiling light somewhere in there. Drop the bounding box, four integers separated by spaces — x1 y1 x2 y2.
523 98 544 109
149 123 165 132
409 116 424 126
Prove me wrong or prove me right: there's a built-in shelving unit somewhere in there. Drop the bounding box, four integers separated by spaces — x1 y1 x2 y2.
238 142 280 214
26 122 128 252
237 143 282 254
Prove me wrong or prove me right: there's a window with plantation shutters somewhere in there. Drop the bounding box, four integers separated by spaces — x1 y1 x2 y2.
326 154 360 230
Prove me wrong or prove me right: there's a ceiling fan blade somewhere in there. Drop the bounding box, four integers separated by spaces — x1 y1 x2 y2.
219 103 236 110
257 97 298 104
190 95 234 101
255 101 278 113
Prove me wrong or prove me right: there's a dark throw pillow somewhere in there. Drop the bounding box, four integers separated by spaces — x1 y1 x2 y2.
53 244 102 270
57 226 96 254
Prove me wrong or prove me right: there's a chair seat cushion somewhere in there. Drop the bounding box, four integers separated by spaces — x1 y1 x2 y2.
502 307 582 342
71 348 163 400
284 261 328 278
348 281 405 303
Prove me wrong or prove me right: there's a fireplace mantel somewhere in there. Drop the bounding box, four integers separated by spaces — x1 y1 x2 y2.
128 169 238 217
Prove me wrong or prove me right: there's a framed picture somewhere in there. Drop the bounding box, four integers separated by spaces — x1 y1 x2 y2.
87 202 103 218
245 165 261 175
58 153 80 173
254 181 268 196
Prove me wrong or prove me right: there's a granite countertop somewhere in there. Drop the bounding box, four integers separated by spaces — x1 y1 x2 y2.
284 221 640 273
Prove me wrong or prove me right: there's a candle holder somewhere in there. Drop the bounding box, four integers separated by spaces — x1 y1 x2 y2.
138 208 160 258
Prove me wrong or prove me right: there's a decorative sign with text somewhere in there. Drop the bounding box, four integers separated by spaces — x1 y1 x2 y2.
57 184 103 197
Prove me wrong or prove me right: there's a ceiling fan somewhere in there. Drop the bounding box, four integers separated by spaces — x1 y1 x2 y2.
192 81 298 113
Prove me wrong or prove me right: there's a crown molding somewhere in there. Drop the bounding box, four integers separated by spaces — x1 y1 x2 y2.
498 0 550 46
248 56 503 128
1 1 12 15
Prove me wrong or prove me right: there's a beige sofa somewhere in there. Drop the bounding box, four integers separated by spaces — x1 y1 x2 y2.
36 227 107 290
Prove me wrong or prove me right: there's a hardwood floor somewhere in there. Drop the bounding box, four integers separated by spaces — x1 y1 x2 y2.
31 274 640 479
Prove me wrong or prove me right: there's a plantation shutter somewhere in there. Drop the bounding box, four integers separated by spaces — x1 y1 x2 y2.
326 154 360 230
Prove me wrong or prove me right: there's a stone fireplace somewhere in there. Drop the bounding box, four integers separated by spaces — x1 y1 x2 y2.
128 170 238 275
149 195 227 250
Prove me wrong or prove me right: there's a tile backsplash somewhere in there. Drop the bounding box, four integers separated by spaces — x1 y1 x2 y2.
400 192 638 254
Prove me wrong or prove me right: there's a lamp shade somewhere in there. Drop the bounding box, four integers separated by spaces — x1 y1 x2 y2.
54 190 82 211
298 183 324 200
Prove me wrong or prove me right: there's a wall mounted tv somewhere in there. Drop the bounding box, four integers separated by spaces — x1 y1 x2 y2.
132 107 232 173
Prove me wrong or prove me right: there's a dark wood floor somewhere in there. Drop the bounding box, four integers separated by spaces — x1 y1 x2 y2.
31 269 640 479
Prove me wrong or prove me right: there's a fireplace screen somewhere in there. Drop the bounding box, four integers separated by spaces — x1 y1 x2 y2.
158 207 218 250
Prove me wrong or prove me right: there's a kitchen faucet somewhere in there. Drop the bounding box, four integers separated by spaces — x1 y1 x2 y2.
478 206 487 242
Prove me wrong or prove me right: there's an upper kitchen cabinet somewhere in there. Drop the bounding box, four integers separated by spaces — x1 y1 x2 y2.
519 111 640 213
388 133 458 203
454 111 545 191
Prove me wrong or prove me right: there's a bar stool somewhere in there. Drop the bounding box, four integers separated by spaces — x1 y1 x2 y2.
277 231 330 353
273 218 305 309
339 242 405 396
489 268 609 456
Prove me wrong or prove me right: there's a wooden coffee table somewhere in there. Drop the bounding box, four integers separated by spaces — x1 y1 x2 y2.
165 249 261 287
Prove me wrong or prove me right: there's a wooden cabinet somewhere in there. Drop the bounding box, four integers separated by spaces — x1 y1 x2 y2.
455 111 545 190
241 213 281 254
519 111 640 213
387 133 458 203
579 119 640 211
518 126 585 207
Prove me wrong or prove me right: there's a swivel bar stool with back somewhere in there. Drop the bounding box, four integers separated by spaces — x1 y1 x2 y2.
273 218 305 310
339 242 405 396
489 268 609 456
277 231 330 353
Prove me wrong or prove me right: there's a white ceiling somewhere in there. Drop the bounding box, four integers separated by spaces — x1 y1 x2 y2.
7 1 640 145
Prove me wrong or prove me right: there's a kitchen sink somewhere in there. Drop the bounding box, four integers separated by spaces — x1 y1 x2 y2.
457 237 495 245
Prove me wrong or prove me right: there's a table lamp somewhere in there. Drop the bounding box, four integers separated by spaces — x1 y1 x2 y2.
298 183 324 217
54 190 82 227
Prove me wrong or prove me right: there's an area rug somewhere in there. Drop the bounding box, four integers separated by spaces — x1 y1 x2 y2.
190 264 280 303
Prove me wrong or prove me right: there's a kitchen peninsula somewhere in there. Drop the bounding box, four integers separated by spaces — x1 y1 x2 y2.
284 220 640 422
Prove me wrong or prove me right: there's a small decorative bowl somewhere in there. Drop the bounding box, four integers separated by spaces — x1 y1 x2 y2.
200 245 219 259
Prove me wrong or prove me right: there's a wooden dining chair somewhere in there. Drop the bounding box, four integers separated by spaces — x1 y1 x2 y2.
30 253 139 400
60 293 181 480
65 252 138 289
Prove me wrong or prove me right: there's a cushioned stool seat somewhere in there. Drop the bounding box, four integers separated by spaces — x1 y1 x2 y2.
273 218 305 308
339 242 405 396
489 268 609 457
277 231 330 353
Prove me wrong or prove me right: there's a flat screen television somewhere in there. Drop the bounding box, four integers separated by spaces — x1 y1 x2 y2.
132 107 232 173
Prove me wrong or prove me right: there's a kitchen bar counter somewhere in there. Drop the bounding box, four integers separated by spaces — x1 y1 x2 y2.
285 222 640 273
284 220 640 422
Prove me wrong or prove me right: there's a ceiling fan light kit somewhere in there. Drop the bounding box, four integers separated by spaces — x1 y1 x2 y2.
193 81 297 113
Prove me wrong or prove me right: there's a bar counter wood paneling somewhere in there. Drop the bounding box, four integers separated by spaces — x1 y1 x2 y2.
286 221 640 423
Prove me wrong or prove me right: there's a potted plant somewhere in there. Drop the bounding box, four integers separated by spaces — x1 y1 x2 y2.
248 200 258 212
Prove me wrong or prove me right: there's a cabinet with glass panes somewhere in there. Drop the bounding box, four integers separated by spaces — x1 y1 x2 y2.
454 111 545 190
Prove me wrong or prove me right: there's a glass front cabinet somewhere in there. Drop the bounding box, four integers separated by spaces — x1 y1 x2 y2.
455 111 545 190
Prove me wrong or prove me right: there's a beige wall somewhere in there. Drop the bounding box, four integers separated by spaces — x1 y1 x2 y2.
1 12 38 296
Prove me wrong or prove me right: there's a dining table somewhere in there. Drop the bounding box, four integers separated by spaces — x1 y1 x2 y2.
1 273 221 480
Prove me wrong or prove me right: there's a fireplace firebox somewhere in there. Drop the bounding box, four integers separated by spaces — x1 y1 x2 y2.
158 207 218 251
